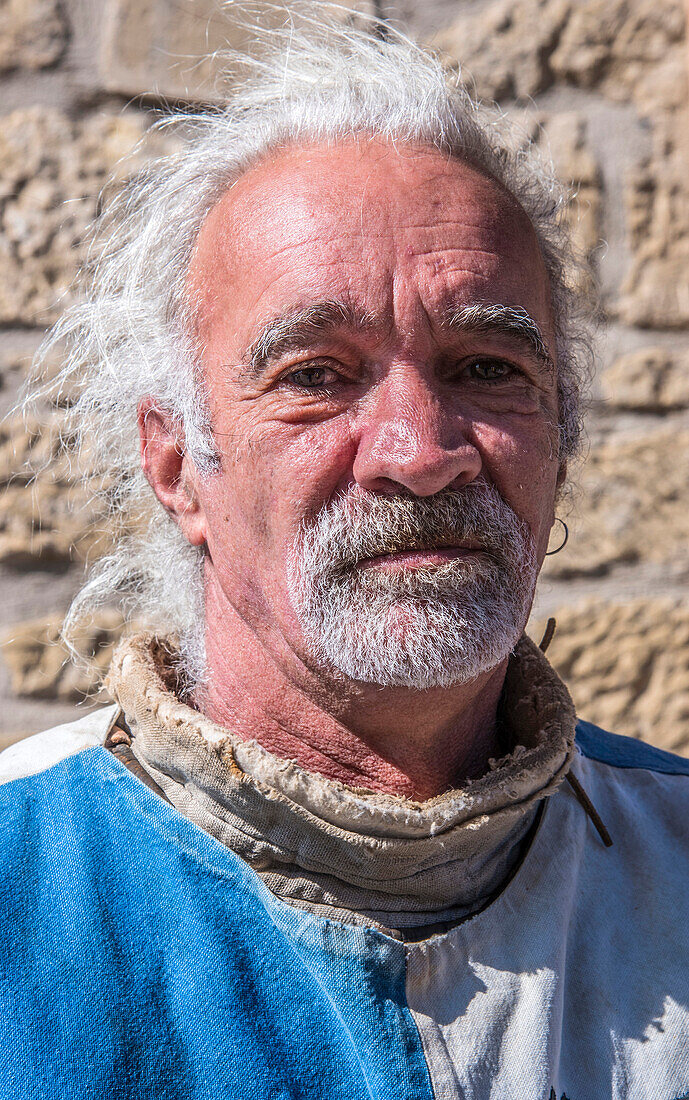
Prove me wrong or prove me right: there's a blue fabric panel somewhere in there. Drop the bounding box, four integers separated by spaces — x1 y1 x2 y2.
0 749 434 1100
576 719 689 776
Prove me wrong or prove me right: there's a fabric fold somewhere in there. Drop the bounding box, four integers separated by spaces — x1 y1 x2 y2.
105 633 576 930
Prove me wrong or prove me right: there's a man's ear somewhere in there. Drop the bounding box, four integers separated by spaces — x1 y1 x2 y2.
138 397 208 547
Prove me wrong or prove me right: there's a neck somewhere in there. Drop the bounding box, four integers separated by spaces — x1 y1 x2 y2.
194 572 507 801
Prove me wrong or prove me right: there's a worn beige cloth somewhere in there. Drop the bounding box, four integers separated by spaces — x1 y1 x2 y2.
105 634 577 935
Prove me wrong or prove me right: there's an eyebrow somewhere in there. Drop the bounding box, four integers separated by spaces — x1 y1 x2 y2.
239 300 375 382
238 297 554 383
443 303 554 371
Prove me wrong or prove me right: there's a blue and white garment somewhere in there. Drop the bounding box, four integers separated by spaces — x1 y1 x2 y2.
0 634 688 1099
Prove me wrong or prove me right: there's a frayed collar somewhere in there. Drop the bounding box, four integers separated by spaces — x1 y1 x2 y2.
105 633 576 925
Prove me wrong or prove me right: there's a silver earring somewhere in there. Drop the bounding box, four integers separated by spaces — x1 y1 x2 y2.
546 518 569 555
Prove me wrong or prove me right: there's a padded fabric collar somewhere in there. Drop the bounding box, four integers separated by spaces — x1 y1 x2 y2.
106 634 577 931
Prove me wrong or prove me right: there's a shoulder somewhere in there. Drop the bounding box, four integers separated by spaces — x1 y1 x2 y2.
0 703 120 786
575 718 689 777
571 719 689 875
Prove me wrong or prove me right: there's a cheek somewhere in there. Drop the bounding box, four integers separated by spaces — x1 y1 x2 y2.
202 412 358 560
475 423 559 540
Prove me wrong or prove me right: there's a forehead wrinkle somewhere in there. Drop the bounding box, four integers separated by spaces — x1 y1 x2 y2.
443 303 554 371
240 299 379 381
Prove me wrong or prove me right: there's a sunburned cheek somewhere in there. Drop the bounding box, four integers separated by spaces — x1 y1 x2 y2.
253 416 355 487
286 431 359 524
463 386 558 429
475 424 558 509
215 415 356 539
197 426 281 556
476 392 559 449
473 390 543 417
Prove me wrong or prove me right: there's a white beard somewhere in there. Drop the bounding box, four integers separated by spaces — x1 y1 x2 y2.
288 483 539 689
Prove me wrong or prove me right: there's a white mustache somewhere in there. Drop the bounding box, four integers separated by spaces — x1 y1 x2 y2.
299 482 530 573
289 482 539 689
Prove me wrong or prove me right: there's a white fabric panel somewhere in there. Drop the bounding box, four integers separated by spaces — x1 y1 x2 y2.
405 752 689 1100
0 704 119 783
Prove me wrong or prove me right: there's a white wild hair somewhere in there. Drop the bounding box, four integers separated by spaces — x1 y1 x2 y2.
23 1 595 681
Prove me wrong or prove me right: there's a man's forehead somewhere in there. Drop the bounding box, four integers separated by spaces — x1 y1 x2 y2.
186 137 551 350
191 138 539 263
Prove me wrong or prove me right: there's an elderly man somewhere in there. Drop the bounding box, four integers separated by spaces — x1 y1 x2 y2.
1 13 687 1100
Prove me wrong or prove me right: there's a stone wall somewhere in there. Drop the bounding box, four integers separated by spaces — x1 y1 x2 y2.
1 0 688 753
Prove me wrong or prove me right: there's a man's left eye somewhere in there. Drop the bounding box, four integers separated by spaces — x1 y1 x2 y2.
465 359 514 382
286 366 336 389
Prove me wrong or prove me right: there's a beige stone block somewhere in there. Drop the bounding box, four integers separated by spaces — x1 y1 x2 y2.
0 106 149 326
434 0 686 116
99 0 375 102
531 598 689 754
0 408 67 482
618 113 689 329
433 0 570 102
0 343 76 407
620 246 689 331
544 423 689 577
549 0 686 111
1 610 125 701
537 111 601 275
600 348 689 412
540 112 599 190
0 482 110 566
0 0 67 73
0 410 109 566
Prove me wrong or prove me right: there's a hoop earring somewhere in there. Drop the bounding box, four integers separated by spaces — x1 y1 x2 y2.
546 518 569 556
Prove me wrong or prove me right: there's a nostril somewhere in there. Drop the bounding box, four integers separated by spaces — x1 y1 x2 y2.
353 439 482 498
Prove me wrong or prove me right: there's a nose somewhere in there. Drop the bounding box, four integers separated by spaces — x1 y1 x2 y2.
351 370 483 497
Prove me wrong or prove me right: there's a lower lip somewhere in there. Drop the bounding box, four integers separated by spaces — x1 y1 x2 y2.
359 548 480 571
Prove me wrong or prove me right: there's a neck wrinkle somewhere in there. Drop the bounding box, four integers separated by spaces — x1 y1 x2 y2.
105 633 577 931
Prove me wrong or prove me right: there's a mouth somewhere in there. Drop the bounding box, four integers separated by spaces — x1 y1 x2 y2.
357 542 483 572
